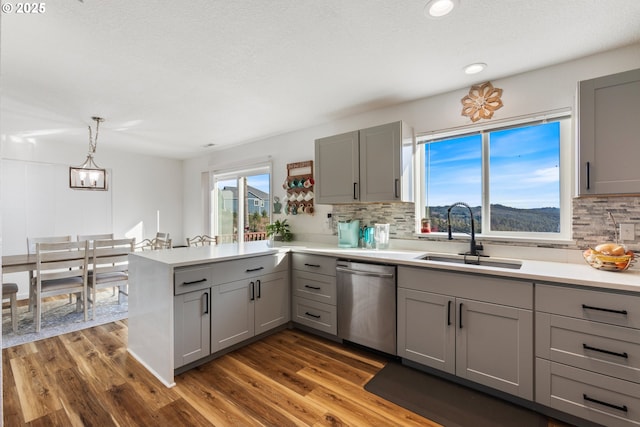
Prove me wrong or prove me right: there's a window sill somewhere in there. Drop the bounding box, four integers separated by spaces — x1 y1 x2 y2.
415 232 576 247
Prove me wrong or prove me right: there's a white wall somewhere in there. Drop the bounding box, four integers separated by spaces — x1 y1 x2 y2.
1 139 183 298
183 43 640 241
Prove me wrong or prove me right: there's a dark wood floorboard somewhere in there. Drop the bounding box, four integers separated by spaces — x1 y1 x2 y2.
3 321 575 426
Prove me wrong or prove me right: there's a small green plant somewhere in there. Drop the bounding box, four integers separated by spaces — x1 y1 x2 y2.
265 219 293 242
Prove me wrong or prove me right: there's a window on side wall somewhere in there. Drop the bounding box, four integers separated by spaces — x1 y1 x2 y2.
417 114 571 242
210 164 271 243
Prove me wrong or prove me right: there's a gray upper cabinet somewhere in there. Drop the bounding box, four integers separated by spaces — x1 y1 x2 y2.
314 130 360 203
578 68 640 195
315 121 413 204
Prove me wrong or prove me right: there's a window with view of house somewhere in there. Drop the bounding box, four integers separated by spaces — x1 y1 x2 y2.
211 165 271 243
418 113 571 241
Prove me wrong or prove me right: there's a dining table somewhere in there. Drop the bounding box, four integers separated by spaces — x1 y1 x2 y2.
1 254 37 274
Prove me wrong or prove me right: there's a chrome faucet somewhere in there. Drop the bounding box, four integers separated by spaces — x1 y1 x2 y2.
447 202 483 257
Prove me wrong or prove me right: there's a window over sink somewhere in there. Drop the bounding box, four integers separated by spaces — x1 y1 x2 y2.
417 112 572 242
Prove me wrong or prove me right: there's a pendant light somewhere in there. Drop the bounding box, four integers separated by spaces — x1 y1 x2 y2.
69 116 108 190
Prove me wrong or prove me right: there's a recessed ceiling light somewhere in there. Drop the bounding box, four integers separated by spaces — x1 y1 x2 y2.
464 62 487 75
425 0 458 18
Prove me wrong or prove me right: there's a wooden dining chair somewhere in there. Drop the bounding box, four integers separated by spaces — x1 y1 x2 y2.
89 238 135 320
186 235 217 247
27 235 73 311
154 232 172 249
34 240 89 332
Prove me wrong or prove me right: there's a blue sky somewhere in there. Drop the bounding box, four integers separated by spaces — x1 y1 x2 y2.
425 122 560 209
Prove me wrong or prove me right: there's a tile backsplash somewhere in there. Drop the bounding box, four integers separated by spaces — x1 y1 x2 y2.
331 196 640 252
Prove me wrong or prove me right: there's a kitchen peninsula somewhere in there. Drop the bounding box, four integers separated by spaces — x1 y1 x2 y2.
128 241 640 426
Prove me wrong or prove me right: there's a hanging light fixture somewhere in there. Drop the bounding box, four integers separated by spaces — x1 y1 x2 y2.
69 116 108 190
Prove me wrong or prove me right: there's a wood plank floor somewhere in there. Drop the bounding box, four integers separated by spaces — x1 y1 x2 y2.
3 321 573 426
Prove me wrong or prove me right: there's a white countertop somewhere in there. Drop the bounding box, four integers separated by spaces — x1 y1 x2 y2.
131 241 640 294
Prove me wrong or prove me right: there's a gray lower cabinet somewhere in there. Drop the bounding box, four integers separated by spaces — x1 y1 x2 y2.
536 284 640 426
173 253 289 368
291 253 337 335
397 266 533 400
173 265 214 369
212 270 289 352
174 288 210 368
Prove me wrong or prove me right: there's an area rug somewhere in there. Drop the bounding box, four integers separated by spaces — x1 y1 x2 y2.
2 290 127 348
365 361 549 427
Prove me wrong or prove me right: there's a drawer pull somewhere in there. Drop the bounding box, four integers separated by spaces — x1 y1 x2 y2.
581 304 628 316
246 266 265 272
304 263 321 268
583 343 629 359
182 278 207 285
583 394 628 413
304 285 321 290
305 311 321 319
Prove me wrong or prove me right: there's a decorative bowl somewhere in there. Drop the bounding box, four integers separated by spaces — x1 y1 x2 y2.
583 244 635 272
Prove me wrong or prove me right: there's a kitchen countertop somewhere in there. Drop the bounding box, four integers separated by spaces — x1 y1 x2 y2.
130 241 640 294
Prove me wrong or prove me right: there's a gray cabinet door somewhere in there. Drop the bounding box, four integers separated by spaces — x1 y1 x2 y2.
579 68 640 195
211 279 254 351
315 130 359 204
456 298 533 400
359 121 402 202
254 271 289 335
174 289 210 368
397 288 455 374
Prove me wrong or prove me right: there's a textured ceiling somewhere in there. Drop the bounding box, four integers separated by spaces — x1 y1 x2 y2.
2 0 640 159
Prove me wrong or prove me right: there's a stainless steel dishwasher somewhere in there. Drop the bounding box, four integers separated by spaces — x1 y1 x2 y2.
336 260 397 355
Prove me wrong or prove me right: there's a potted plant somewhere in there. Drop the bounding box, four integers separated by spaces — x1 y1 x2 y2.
266 219 293 244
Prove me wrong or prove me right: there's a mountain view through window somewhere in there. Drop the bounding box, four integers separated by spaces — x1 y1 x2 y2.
424 121 560 234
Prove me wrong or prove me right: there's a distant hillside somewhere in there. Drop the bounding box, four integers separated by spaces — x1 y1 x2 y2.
427 204 559 233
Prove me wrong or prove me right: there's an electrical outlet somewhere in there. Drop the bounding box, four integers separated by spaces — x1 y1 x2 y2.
620 223 635 241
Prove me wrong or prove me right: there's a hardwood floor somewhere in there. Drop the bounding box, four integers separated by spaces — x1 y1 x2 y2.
3 322 572 426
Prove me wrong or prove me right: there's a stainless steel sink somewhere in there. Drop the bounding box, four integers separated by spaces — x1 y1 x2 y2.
419 254 522 270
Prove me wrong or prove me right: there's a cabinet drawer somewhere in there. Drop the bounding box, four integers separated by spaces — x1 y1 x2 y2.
536 359 640 427
536 284 640 329
398 266 533 309
292 253 336 276
292 296 337 335
292 270 336 305
212 253 289 286
537 312 640 383
174 265 214 295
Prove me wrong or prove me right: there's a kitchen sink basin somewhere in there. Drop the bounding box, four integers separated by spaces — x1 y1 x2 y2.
419 254 522 270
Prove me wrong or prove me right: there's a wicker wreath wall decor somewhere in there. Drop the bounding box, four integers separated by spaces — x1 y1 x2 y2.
460 81 504 122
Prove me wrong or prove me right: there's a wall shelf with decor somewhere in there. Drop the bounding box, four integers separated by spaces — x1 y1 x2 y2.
283 160 314 215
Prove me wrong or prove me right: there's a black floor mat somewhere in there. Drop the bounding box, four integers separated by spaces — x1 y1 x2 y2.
365 361 550 427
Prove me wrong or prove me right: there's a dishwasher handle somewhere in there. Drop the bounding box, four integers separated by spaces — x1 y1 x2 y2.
336 266 395 279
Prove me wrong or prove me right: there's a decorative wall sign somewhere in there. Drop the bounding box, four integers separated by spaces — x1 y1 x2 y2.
460 81 503 122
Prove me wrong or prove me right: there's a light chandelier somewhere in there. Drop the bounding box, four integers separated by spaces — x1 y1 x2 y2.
69 116 108 190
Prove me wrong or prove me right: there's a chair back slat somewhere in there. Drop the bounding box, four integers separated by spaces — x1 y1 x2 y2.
93 238 134 274
77 233 114 248
36 241 88 281
27 235 73 254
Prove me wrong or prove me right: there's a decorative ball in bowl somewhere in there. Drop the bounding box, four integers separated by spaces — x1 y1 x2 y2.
583 243 635 272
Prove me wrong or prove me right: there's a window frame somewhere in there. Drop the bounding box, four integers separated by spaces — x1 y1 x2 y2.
415 110 573 243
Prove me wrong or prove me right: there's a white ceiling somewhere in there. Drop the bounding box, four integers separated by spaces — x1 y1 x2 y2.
2 0 640 159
